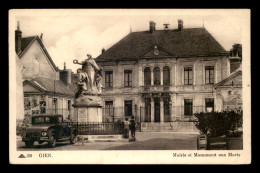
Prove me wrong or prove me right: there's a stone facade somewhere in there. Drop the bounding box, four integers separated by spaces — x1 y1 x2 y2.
97 56 231 122
19 39 59 80
95 20 240 123
215 66 242 111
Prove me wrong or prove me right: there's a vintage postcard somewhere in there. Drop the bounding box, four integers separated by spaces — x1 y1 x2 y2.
9 9 251 164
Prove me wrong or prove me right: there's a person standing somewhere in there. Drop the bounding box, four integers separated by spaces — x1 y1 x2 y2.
129 116 136 141
123 118 130 138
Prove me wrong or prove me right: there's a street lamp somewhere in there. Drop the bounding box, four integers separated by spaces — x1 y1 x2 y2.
135 104 137 117
53 68 57 114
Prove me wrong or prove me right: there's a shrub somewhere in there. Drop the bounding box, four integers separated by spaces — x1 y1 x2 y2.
194 110 243 137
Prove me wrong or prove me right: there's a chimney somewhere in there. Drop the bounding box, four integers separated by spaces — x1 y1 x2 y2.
149 21 156 33
229 44 242 73
15 21 22 54
59 63 71 85
178 19 183 31
102 48 105 54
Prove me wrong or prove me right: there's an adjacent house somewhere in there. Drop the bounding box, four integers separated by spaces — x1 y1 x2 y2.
96 20 240 123
15 53 24 121
15 22 76 120
214 66 242 111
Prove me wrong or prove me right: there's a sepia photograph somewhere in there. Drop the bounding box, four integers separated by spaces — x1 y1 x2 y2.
9 9 251 164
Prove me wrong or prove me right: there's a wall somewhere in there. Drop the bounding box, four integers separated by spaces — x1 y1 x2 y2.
20 40 59 80
215 72 242 111
101 93 141 121
24 94 74 120
16 54 24 120
141 122 199 132
97 56 231 120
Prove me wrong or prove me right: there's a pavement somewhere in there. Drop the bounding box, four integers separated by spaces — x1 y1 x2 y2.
16 132 199 150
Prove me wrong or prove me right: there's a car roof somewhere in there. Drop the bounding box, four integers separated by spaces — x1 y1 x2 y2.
32 114 63 117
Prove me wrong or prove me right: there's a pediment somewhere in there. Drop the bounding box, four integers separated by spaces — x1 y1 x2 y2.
142 46 173 58
217 71 242 87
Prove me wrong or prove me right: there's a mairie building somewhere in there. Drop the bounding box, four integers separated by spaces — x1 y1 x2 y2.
96 20 241 124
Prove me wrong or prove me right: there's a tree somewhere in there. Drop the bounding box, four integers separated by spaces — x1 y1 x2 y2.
194 110 243 137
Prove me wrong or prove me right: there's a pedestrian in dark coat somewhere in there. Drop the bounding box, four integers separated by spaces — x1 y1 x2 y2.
129 116 136 141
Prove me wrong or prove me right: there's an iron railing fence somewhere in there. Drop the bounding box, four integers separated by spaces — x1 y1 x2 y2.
139 106 215 122
74 122 125 135
102 106 139 122
101 106 215 123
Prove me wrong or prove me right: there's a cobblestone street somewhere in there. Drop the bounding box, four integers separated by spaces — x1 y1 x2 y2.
17 132 199 150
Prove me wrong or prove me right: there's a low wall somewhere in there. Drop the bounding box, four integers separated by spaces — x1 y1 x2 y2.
141 122 199 132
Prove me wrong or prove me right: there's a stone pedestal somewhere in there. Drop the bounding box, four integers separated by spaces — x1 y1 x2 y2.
75 107 102 123
73 94 103 123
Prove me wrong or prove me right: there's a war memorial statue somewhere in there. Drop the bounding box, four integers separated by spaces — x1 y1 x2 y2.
72 54 103 122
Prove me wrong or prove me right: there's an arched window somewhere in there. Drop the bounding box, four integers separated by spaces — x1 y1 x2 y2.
163 66 170 85
144 67 151 86
153 67 161 85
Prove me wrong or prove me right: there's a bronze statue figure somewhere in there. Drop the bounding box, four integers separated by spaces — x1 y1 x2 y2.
73 54 102 98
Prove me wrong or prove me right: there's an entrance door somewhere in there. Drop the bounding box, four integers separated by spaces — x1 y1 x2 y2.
124 100 133 117
154 98 160 122
144 98 151 122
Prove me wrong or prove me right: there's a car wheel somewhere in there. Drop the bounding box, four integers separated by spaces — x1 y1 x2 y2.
48 134 56 148
70 133 76 144
25 140 34 148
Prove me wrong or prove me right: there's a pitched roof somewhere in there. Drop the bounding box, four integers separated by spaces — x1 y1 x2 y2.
19 36 58 71
96 28 228 62
214 66 242 87
21 36 36 52
24 77 75 96
67 83 77 94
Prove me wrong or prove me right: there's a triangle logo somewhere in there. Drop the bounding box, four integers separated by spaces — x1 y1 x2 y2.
18 154 26 158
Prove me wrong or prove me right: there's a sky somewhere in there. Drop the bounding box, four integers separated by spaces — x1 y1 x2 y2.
14 9 244 73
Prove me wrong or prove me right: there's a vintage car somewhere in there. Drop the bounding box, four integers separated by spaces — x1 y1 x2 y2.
21 114 77 148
